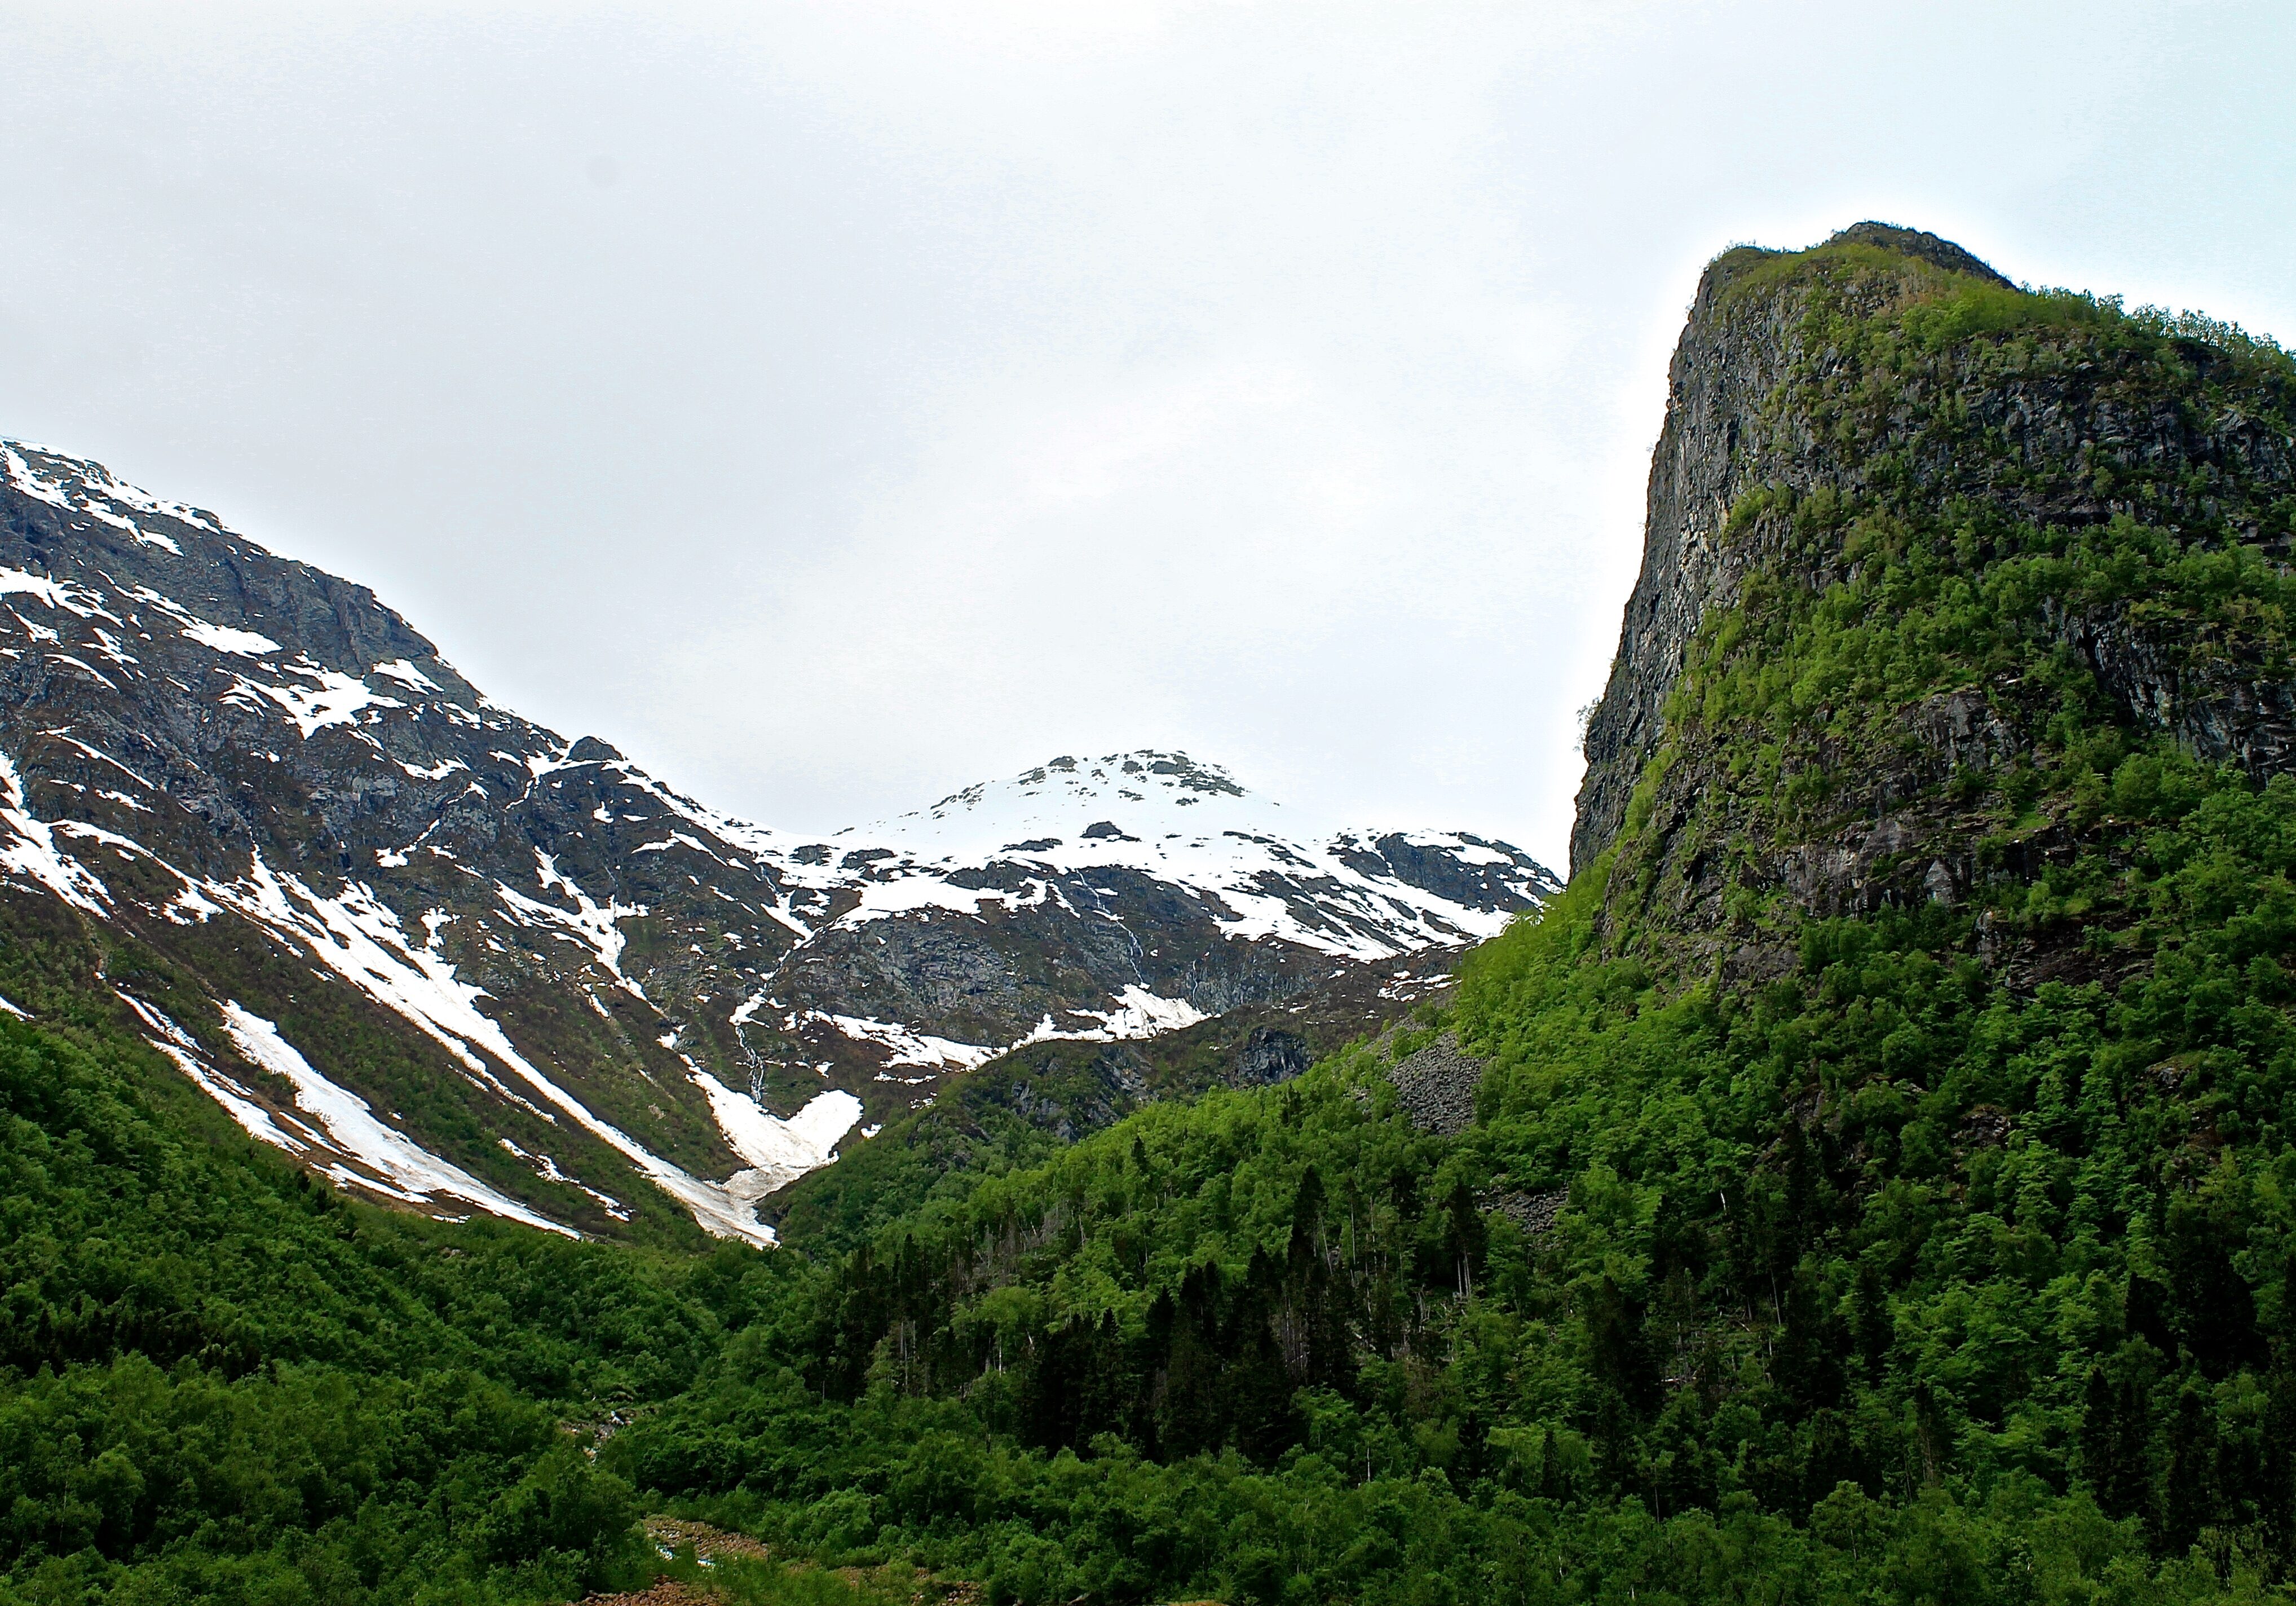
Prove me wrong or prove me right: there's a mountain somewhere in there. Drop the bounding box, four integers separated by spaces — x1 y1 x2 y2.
667 223 2296 1593
0 440 1554 1243
17 220 2296 1606
761 747 1550 1076
1573 219 2296 974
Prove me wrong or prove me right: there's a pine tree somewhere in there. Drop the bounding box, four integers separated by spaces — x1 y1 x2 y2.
2157 1385 2215 1556
2080 1366 2120 1506
1539 1427 1569 1502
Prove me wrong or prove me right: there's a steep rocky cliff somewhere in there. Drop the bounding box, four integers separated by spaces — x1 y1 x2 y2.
1571 222 2296 986
1573 224 2015 873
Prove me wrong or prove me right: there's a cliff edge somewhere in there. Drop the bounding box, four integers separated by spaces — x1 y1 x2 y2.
1570 220 2296 982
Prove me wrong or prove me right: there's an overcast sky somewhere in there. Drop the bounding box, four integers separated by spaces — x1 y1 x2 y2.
3 2 2290 870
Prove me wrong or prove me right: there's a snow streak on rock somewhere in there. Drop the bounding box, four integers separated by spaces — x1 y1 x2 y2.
216 999 574 1234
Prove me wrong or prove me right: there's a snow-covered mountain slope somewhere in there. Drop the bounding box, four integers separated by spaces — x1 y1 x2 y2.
0 440 1555 1242
862 751 1542 955
757 752 1551 1069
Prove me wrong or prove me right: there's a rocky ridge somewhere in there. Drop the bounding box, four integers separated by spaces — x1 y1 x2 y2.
1573 224 2016 875
1570 222 2296 982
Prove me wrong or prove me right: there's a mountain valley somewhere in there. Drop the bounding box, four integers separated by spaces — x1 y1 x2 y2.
9 222 2296 1606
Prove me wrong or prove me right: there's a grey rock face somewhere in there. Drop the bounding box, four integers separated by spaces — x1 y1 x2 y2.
1235 1026 1311 1087
1569 239 1809 875
1334 831 1557 914
1571 224 2296 880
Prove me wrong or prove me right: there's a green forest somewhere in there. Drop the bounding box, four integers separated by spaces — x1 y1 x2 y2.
10 240 2296 1604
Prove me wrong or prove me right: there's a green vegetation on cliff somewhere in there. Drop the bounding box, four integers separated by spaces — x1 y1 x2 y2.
10 230 2296 1604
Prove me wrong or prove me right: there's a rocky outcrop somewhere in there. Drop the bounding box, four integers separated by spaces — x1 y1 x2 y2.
1569 223 2296 973
1235 1026 1311 1087
2052 602 2296 778
1571 222 2296 881
1570 238 1816 875
1388 1035 1485 1135
1574 224 2021 875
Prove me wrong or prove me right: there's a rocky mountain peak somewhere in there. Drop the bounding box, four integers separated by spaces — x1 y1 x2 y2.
1822 221 2014 286
1568 220 2296 982
873 749 1259 856
1573 223 2023 875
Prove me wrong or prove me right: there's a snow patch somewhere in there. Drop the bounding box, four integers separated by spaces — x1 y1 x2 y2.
164 881 224 924
120 992 308 1151
226 664 404 738
180 619 282 656
0 751 112 915
691 1076 863 1199
0 568 82 613
494 851 648 999
808 1011 997 1071
1017 985 1209 1045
